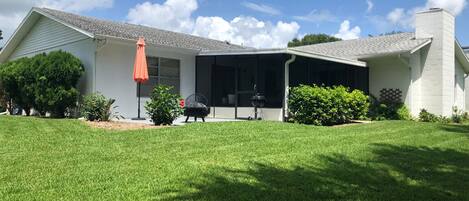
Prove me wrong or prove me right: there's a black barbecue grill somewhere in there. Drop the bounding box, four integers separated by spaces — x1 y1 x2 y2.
184 94 210 122
250 93 266 120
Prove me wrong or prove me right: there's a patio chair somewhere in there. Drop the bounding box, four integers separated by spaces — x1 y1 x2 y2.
184 94 210 122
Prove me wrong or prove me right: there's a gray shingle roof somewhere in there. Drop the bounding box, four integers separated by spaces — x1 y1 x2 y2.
37 7 249 51
291 33 432 60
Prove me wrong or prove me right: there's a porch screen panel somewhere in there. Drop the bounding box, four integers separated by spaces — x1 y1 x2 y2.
258 54 286 108
196 56 214 106
212 56 236 107
290 56 369 93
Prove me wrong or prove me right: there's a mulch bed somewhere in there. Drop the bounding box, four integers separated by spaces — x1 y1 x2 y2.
84 120 166 131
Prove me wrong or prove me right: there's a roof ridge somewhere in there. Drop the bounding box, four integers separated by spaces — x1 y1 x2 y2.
298 32 416 48
36 7 248 49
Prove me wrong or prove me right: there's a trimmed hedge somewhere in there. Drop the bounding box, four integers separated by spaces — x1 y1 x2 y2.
0 51 84 117
288 85 369 126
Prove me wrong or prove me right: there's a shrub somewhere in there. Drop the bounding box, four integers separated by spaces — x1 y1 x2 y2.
397 105 412 120
288 85 369 126
418 109 449 123
348 89 370 120
0 58 36 115
33 51 84 117
145 85 183 125
451 106 466 124
81 93 120 121
368 96 411 120
0 87 5 112
0 51 84 118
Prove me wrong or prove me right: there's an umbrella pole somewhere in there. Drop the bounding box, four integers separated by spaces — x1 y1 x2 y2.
138 82 141 119
133 82 145 120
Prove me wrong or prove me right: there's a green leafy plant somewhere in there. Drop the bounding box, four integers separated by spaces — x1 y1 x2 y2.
0 51 84 118
451 106 466 124
33 51 84 117
0 58 36 115
418 109 449 123
81 93 121 121
145 85 183 126
368 96 411 121
288 85 369 126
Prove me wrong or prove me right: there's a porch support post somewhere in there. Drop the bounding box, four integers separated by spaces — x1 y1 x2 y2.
283 54 296 122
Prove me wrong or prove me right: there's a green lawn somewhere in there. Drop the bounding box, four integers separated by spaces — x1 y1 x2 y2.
1 116 469 201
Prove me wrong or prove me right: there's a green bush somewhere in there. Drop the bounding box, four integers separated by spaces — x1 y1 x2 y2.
0 58 36 115
145 85 183 125
348 89 370 120
81 93 120 121
368 96 411 120
288 85 369 126
0 51 84 118
451 106 466 124
396 105 412 120
418 109 449 123
33 51 84 117
0 85 6 112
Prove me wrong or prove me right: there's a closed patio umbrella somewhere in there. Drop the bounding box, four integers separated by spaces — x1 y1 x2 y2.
132 37 149 120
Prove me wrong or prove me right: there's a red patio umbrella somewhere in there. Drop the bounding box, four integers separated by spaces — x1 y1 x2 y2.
132 37 149 120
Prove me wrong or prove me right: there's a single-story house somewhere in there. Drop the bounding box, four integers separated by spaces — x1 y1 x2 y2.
0 7 468 121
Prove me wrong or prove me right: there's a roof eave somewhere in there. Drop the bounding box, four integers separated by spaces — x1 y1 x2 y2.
286 49 367 67
33 7 94 38
197 48 367 67
455 39 469 73
0 9 37 62
0 8 94 63
98 34 201 55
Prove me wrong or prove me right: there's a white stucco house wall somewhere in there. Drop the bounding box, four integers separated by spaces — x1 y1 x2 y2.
0 7 468 121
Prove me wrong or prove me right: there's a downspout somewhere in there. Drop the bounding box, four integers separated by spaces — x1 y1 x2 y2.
283 54 296 122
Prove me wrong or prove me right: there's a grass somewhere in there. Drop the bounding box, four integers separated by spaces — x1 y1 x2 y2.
1 116 469 201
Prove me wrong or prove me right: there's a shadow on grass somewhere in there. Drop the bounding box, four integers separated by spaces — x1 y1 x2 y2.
437 123 469 135
160 144 469 201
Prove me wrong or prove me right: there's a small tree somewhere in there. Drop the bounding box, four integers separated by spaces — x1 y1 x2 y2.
0 58 35 115
145 85 183 125
288 34 342 47
33 51 84 117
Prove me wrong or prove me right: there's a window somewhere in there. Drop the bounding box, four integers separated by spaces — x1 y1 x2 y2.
140 56 180 97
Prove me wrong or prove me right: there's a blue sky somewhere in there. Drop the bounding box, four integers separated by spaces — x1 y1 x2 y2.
1 0 468 47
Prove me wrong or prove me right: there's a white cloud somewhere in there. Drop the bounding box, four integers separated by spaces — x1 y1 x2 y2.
126 0 197 33
426 0 467 15
293 10 337 23
127 0 300 48
0 0 113 46
241 2 281 15
193 16 299 48
386 8 416 29
334 20 361 40
367 0 374 13
37 0 113 13
386 0 467 29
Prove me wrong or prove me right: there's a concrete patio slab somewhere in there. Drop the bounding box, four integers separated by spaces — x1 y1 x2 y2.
118 116 243 126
